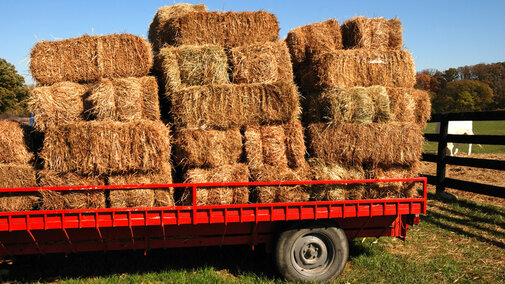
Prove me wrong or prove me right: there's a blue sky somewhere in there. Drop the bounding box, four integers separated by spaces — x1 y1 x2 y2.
1 0 504 85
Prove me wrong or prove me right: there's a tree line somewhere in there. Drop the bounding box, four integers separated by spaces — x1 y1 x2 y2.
415 62 505 113
0 58 29 116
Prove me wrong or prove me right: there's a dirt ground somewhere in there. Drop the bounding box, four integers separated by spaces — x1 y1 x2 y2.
421 153 505 207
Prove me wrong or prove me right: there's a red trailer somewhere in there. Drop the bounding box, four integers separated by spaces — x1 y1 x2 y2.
0 177 426 282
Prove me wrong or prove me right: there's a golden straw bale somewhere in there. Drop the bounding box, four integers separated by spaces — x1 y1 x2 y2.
30 34 153 85
308 159 365 201
386 87 416 124
363 163 420 199
181 164 250 206
306 123 423 168
303 86 391 124
40 120 171 175
341 16 402 49
171 81 301 129
0 164 38 211
88 76 160 121
304 49 416 89
173 127 242 168
251 165 311 204
109 163 174 208
148 3 208 53
157 45 230 93
28 82 88 132
286 19 342 68
413 89 432 128
0 121 34 164
229 41 293 84
38 169 105 210
244 120 308 172
162 11 279 48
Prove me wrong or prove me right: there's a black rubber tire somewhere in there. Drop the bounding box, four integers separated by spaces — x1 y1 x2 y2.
275 225 349 282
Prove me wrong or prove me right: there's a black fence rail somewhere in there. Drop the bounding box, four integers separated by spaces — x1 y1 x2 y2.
422 110 505 198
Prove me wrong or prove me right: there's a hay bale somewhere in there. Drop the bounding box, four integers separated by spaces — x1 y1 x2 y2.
0 164 38 211
173 128 242 168
308 159 365 201
251 165 311 204
307 122 423 168
171 81 301 129
28 82 88 132
303 49 416 90
413 89 432 128
148 3 208 53
162 11 279 48
341 16 402 49
181 164 250 206
41 120 171 175
286 19 342 68
386 88 431 127
109 162 174 208
363 164 419 199
88 76 160 121
156 45 230 93
38 169 105 210
244 120 308 172
30 34 152 85
229 41 293 84
303 86 391 124
0 121 34 164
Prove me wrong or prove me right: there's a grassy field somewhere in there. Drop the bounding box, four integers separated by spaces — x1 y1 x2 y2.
1 193 503 283
423 120 505 154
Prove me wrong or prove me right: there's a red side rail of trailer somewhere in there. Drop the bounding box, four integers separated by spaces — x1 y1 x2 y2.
0 178 427 257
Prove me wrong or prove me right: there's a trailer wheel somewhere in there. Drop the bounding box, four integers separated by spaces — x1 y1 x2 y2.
275 226 348 282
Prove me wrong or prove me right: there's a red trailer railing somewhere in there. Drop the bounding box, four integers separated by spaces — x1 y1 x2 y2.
0 178 426 257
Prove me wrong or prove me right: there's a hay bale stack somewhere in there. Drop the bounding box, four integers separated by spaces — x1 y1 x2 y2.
30 34 153 85
306 123 423 168
229 41 293 84
88 76 160 121
148 3 208 53
285 19 342 68
171 81 301 129
386 88 431 127
160 11 279 48
38 170 105 210
156 45 230 93
308 159 365 201
341 17 402 49
303 49 416 90
0 121 34 164
173 128 242 168
181 164 250 206
244 120 311 203
40 120 171 175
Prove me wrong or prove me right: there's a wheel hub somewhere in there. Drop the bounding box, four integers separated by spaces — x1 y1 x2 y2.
292 234 332 274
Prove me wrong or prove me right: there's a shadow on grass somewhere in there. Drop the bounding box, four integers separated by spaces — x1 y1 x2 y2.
0 239 373 282
425 192 505 249
0 245 277 283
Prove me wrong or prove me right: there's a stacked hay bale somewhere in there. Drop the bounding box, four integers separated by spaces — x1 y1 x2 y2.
150 4 309 204
0 121 39 211
29 34 174 209
287 17 431 200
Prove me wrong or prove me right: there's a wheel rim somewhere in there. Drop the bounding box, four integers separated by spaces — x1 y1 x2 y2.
290 233 335 276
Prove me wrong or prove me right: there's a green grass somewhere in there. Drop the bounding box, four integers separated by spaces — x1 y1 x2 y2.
423 120 505 154
1 195 503 283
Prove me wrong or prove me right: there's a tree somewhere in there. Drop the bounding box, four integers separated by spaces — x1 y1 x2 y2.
415 73 440 93
432 80 494 113
0 58 29 113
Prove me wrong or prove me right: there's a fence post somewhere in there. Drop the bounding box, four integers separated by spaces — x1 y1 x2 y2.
436 114 448 194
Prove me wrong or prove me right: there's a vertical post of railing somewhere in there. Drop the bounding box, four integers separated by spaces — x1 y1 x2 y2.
436 114 449 194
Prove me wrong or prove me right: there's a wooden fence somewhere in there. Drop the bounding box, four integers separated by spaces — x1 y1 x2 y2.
422 111 505 198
